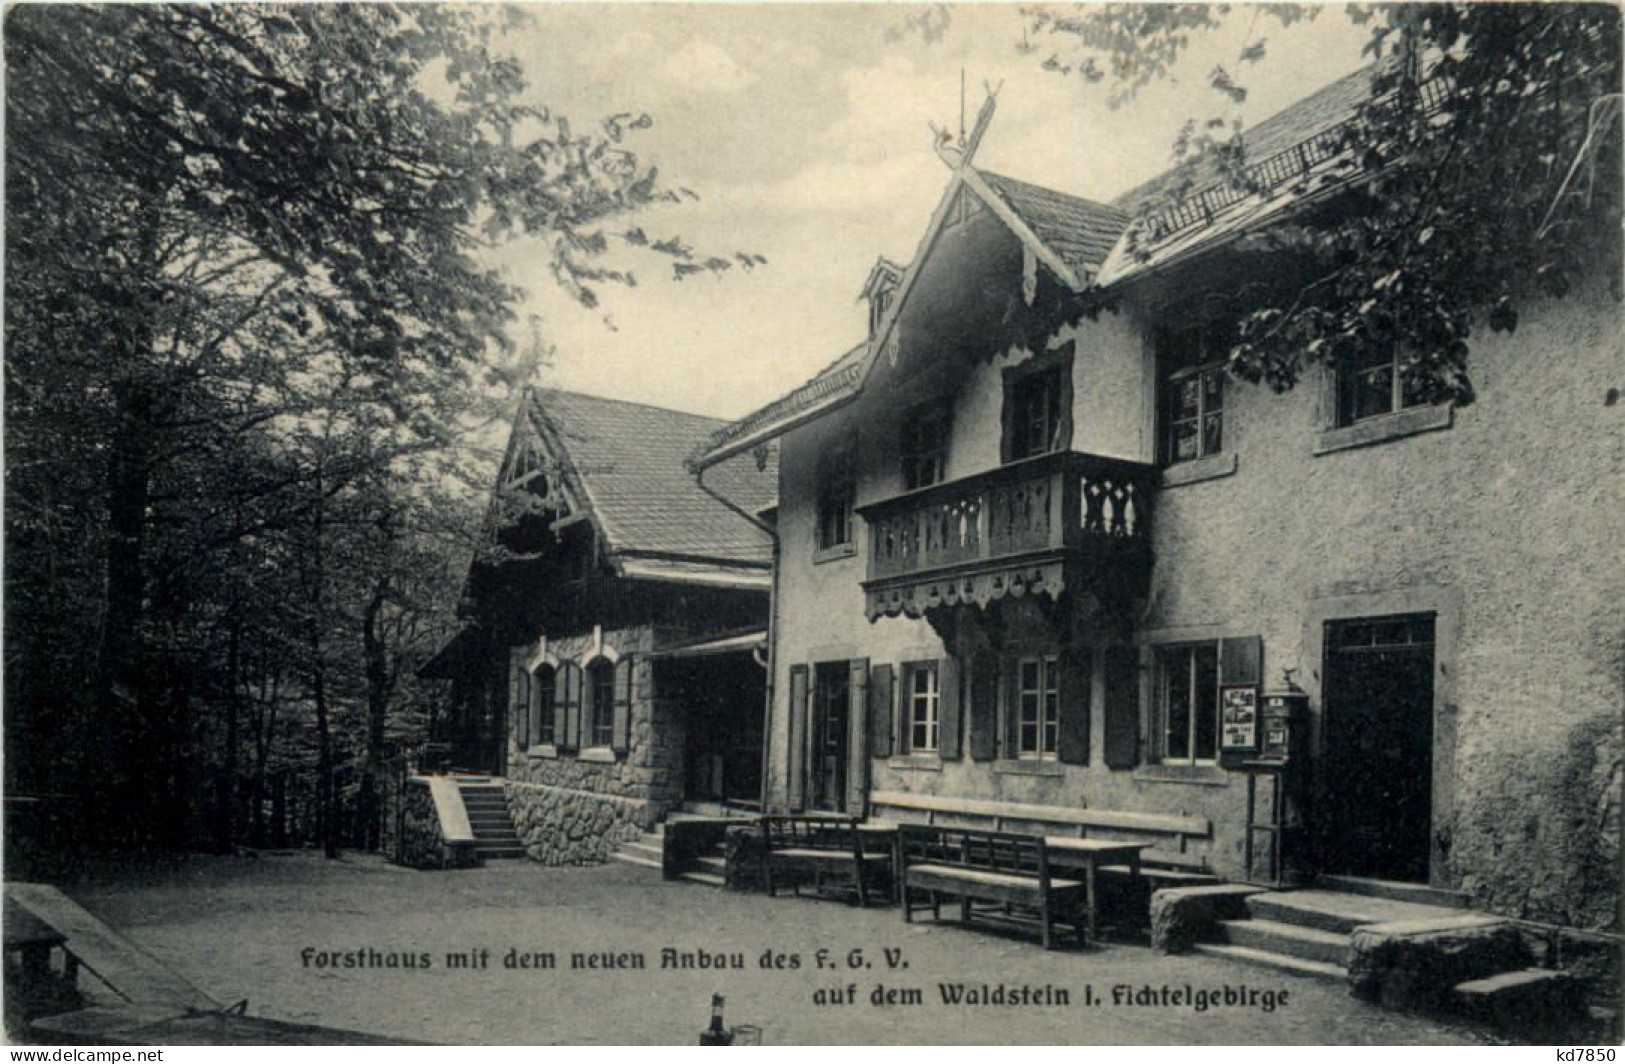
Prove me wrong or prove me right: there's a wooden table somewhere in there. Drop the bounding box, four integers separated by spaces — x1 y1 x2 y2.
856 822 901 901
1042 838 1152 943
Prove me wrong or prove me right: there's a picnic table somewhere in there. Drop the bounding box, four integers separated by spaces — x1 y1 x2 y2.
1042 837 1153 943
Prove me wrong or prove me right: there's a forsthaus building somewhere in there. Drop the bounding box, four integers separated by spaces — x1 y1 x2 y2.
690 68 1621 938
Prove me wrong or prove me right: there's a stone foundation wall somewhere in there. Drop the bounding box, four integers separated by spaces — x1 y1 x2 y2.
504 779 651 865
387 780 477 870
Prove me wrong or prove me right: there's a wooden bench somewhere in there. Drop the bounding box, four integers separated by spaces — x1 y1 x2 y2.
898 825 1086 949
870 791 1216 882
760 816 891 906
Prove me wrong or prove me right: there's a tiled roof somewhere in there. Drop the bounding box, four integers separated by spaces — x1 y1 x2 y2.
1114 66 1378 217
694 342 868 463
532 389 775 569
977 170 1132 275
695 68 1394 463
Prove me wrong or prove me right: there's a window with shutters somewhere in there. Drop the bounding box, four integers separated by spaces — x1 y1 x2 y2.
532 665 556 747
1015 654 1060 760
586 658 615 748
903 662 940 754
1155 642 1219 764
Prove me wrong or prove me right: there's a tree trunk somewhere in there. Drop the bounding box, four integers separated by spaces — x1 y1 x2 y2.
356 575 393 850
95 380 157 845
306 470 338 859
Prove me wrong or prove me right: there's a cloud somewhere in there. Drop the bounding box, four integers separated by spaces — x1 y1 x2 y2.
661 36 758 95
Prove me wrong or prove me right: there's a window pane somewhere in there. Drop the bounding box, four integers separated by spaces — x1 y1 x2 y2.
1163 650 1191 760
1203 369 1225 412
1172 376 1201 420
1202 412 1223 456
1172 419 1200 462
1194 644 1218 760
1355 365 1394 421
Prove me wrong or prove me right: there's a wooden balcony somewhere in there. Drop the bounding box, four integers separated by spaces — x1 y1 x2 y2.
857 451 1155 620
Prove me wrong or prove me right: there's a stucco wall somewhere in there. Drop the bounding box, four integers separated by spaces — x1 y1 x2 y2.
767 280 1621 931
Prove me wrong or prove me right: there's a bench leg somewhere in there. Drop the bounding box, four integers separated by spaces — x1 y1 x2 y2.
851 861 866 908
960 896 971 926
1039 891 1055 951
931 891 941 921
1084 862 1099 947
901 880 913 923
764 858 775 897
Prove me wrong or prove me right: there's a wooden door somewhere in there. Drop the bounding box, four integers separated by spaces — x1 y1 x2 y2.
1320 614 1436 882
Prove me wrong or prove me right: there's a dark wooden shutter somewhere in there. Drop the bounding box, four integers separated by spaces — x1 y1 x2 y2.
1220 636 1263 687
938 656 963 760
551 665 570 749
869 664 894 759
1057 645 1093 764
560 661 582 751
611 655 634 755
1005 658 1024 756
787 665 809 810
1103 645 1140 769
516 669 530 748
847 659 869 812
968 652 999 761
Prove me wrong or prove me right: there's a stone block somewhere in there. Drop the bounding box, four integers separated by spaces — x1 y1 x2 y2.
1348 917 1529 1010
1455 968 1590 1039
723 826 767 893
1555 929 1623 1007
1150 885 1265 954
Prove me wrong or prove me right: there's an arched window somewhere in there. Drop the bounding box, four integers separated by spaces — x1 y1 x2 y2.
586 658 616 748
532 665 556 747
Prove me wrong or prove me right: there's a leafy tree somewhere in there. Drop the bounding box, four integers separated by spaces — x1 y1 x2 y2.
4 4 729 848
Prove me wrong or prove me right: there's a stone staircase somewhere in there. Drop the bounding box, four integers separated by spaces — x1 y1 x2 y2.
1195 880 1474 982
611 809 743 887
612 824 665 871
454 778 525 861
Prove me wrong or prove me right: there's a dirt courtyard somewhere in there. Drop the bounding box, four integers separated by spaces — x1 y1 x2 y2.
51 852 1504 1045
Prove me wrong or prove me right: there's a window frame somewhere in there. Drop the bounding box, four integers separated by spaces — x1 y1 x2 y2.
899 402 951 491
586 658 616 749
532 664 556 748
902 660 941 754
1157 324 1230 467
1010 367 1064 462
1154 642 1220 766
1336 345 1428 427
1000 344 1074 465
815 439 857 553
1013 652 1060 761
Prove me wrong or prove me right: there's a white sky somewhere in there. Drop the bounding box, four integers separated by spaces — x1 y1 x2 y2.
490 3 1371 421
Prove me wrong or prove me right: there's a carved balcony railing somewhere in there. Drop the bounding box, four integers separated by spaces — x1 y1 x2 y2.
857 451 1155 620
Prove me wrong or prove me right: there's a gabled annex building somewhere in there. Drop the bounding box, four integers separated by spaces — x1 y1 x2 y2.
420 388 776 864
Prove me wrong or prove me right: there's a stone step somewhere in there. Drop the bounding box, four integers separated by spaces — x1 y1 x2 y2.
1191 943 1346 983
620 840 662 862
476 846 526 860
678 870 726 888
1246 890 1469 936
1218 919 1349 967
611 851 663 871
1455 969 1588 1031
1315 875 1471 911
